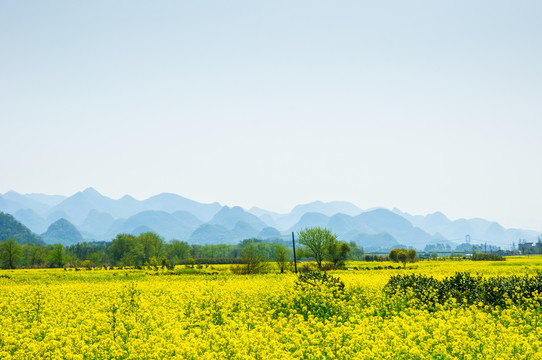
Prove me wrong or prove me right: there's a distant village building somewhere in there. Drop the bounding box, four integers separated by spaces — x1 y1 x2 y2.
518 239 542 255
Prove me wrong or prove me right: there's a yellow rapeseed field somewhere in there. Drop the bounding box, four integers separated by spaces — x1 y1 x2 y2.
1 257 542 359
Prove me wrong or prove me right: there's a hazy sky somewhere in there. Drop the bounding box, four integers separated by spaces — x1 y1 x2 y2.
1 1 541 230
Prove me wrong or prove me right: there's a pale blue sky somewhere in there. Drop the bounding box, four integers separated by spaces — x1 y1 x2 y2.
1 1 541 230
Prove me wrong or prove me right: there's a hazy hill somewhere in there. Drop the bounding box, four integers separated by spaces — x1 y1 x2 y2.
250 201 363 230
49 188 115 224
355 209 439 248
210 206 267 231
289 212 331 233
141 193 221 222
106 210 202 241
48 188 221 225
13 208 48 234
285 208 440 250
2 188 539 249
350 232 403 252
257 213 280 229
79 210 116 239
0 191 51 216
47 210 70 224
290 201 363 218
189 224 234 245
257 226 282 240
41 218 84 246
231 221 259 240
393 209 539 247
0 212 44 245
395 210 451 235
130 225 156 236
327 213 374 237
0 193 36 216
188 220 270 245
171 211 204 229
24 193 66 206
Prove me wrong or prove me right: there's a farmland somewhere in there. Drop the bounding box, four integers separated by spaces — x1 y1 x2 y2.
1 258 542 359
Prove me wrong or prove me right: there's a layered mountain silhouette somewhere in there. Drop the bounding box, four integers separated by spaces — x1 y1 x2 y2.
0 212 43 245
106 210 202 241
41 218 84 245
13 208 49 234
1 189 539 250
250 200 363 230
393 209 539 247
285 208 444 249
210 206 267 231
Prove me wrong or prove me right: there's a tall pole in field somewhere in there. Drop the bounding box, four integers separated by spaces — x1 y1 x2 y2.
292 232 297 274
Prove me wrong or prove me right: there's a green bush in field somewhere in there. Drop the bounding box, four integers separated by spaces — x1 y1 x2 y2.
385 272 542 309
472 253 506 261
269 271 349 322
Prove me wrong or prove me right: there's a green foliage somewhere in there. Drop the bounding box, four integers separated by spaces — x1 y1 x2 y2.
362 254 387 262
231 243 268 275
149 256 159 271
0 212 43 245
274 243 289 273
388 249 399 262
48 244 66 268
138 232 164 263
385 272 542 309
24 244 48 267
296 271 345 295
108 232 164 267
471 253 506 261
0 238 23 269
65 241 109 267
108 234 137 265
388 248 415 268
348 241 364 260
270 271 349 322
326 240 350 268
165 240 191 264
297 227 338 269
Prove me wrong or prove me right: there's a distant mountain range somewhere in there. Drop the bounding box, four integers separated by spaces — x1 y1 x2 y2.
0 188 539 250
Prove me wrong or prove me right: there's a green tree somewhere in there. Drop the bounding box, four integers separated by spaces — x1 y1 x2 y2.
326 240 350 267
274 243 289 273
297 227 337 269
408 249 417 262
165 240 191 264
190 244 203 259
388 248 413 268
388 248 399 262
25 244 48 267
48 244 66 268
108 234 136 265
348 241 365 260
138 232 164 262
149 256 159 271
397 250 408 268
232 243 267 274
0 238 22 269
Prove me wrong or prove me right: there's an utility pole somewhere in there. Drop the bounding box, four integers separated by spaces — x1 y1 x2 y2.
292 232 297 274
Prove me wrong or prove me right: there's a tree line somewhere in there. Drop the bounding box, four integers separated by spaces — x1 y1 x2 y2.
0 228 368 270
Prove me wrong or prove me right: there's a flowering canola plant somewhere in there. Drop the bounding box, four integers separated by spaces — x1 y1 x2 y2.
1 257 542 359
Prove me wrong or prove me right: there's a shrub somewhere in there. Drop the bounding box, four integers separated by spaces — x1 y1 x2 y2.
269 271 349 322
385 272 542 309
296 271 345 296
472 253 506 261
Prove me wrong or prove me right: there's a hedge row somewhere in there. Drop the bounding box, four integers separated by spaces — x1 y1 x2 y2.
385 272 542 309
